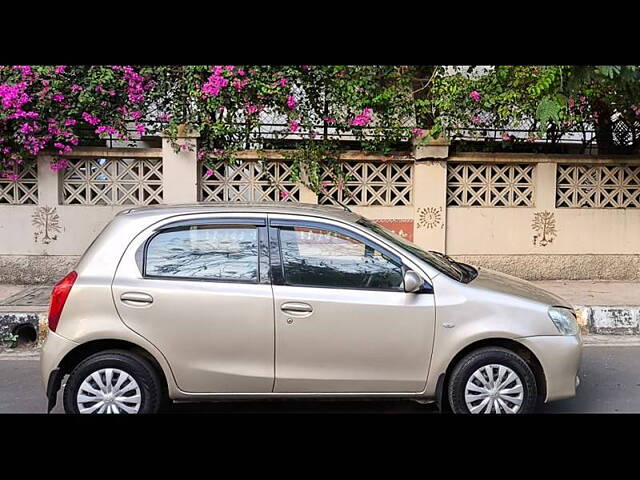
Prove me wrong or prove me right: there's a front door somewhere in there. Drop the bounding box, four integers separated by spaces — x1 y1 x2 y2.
269 217 435 393
112 217 274 393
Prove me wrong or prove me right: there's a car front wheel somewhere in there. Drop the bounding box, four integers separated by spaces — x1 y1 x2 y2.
63 350 162 414
448 347 538 414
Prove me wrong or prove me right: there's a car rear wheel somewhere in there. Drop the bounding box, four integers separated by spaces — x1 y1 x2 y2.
63 350 162 414
448 347 538 414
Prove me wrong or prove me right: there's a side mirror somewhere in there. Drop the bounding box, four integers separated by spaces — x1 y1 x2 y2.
403 270 423 293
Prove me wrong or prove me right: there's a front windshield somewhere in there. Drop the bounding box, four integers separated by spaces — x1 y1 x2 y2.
358 218 474 283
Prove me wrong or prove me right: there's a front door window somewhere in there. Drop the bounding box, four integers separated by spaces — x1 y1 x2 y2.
278 225 404 290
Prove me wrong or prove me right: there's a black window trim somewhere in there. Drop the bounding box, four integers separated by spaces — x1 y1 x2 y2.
269 218 407 292
141 218 268 285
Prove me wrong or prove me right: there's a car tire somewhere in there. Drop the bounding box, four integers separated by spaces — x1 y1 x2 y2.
448 347 538 414
63 350 163 414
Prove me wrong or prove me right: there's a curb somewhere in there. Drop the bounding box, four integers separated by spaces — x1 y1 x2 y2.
576 305 640 335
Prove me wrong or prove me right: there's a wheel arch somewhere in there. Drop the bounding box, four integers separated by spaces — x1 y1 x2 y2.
57 338 170 399
436 337 547 411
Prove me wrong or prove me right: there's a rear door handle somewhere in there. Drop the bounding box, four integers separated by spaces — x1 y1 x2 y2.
120 292 153 306
280 302 313 317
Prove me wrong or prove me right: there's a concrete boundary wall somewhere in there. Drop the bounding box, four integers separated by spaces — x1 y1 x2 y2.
1 133 639 283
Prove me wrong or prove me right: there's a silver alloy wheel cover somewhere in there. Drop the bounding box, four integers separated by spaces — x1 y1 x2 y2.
76 368 142 414
464 364 524 414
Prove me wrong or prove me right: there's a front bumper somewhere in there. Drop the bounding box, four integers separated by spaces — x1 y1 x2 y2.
517 334 583 403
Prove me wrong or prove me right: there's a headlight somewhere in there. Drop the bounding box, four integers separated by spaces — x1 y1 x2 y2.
548 306 578 335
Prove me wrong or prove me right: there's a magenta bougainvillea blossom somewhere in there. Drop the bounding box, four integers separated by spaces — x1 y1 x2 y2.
3 65 435 193
0 65 154 178
351 108 373 127
469 91 481 102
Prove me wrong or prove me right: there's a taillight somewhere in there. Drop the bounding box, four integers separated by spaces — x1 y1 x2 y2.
48 271 78 332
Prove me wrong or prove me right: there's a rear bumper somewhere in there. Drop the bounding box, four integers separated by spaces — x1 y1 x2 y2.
41 331 79 412
517 334 583 402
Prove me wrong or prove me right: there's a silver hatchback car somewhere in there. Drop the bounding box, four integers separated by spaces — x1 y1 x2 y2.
41 203 582 414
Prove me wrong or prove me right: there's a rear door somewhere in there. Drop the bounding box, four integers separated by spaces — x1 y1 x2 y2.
112 215 275 393
269 216 436 393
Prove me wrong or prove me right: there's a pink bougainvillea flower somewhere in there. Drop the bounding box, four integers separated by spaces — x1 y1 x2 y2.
54 66 66 75
50 159 69 172
0 82 31 110
470 90 481 102
501 132 511 141
279 77 288 87
280 191 290 199
245 104 259 115
237 69 246 77
158 113 172 122
232 78 249 92
411 128 425 136
135 123 146 135
289 120 300 133
351 108 373 127
205 168 214 178
64 119 76 127
70 84 83 93
471 116 482 124
202 68 229 97
130 110 142 120
301 65 309 70
82 112 101 125
20 123 34 134
95 126 119 136
52 93 65 102
13 66 32 76
2 171 19 181
286 95 297 109
213 148 224 156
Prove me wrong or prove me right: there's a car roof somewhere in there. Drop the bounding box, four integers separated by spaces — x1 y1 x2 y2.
118 202 363 224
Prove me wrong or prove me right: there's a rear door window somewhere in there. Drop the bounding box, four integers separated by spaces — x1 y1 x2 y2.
145 225 259 282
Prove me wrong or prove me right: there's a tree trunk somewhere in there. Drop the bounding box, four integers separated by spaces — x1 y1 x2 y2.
410 66 436 129
592 101 615 155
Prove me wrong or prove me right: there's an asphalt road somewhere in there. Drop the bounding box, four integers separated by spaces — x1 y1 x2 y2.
1 345 639 414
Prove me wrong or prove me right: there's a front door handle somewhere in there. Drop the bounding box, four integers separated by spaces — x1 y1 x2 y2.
280 302 313 317
120 292 153 306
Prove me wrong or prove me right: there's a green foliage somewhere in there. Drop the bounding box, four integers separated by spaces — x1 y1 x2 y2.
431 65 640 151
1 332 18 349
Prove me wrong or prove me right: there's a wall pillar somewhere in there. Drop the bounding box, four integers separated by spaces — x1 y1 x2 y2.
534 162 557 210
413 160 448 253
298 184 318 204
161 129 199 204
36 154 59 206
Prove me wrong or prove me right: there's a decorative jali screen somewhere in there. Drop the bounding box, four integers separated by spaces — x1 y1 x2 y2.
318 161 413 206
447 162 535 207
61 157 163 205
556 164 640 208
200 160 301 202
0 163 38 205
